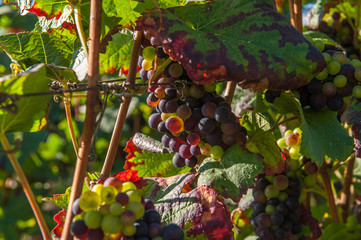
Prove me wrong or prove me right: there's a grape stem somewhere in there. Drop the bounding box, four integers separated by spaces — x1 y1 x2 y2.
99 31 143 181
61 0 102 239
0 134 52 240
354 0 361 52
288 0 303 33
73 3 88 59
340 153 356 222
319 162 340 222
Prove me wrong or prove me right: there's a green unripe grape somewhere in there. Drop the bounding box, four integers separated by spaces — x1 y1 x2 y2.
168 63 184 78
101 215 122 234
98 204 110 215
289 147 301 160
125 201 145 220
84 210 102 229
322 53 332 63
123 224 137 236
142 46 156 61
277 138 288 149
142 59 153 71
121 182 137 192
120 210 137 226
210 145 224 160
79 191 101 212
332 52 347 65
204 82 217 92
284 130 293 137
315 68 328 81
350 59 361 69
293 128 302 137
327 60 341 75
109 202 124 216
313 40 325 52
354 66 361 81
92 184 103 196
278 191 288 202
333 75 347 88
126 189 141 203
264 184 280 198
265 205 276 215
100 186 118 204
289 159 300 171
73 213 84 221
303 175 317 188
352 85 361 98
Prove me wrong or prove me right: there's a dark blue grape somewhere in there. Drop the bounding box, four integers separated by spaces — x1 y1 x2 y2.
162 223 184 240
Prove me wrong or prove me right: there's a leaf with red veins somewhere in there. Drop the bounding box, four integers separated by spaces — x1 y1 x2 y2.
135 0 325 90
146 173 234 240
27 1 67 20
52 209 66 238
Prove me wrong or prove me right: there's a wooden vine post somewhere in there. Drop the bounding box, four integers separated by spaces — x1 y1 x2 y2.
61 0 102 239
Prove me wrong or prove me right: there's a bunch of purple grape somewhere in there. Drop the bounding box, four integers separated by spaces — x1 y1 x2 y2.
250 174 303 240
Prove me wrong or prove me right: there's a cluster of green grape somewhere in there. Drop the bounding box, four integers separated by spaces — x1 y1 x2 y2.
70 177 184 240
297 41 361 111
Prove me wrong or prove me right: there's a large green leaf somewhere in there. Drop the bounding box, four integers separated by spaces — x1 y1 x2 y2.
0 64 51 133
0 29 79 70
197 145 263 202
136 0 325 90
103 0 184 27
99 30 133 74
241 112 284 173
300 109 353 164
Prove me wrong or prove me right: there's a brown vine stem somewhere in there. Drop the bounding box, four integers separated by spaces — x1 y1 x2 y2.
319 162 340 222
0 134 51 240
340 153 356 222
224 81 237 104
288 0 303 33
99 31 143 180
354 0 361 55
61 0 102 239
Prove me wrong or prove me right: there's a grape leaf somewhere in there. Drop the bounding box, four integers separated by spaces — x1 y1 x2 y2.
135 0 326 90
273 92 301 114
99 30 133 74
51 209 66 239
35 4 74 33
132 132 171 153
197 144 263 202
0 29 79 70
341 97 361 125
42 187 71 209
241 112 285 174
300 109 353 164
149 173 234 240
352 123 361 158
0 64 51 133
27 0 69 20
303 31 344 51
103 0 184 28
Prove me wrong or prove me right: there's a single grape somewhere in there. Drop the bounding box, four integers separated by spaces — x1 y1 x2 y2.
200 92 217 104
327 60 341 75
278 191 288 202
101 215 122 234
155 87 166 99
164 88 177 100
352 85 361 98
134 220 149 237
322 82 337 98
126 189 142 202
168 63 183 78
285 197 300 210
100 186 117 204
189 84 205 99
163 223 184 240
143 209 161 225
255 213 272 229
179 144 192 159
165 116 184 134
307 79 323 94
148 113 162 130
204 82 217 92
190 145 201 156
313 40 325 51
79 191 101 212
351 59 361 69
315 67 328 81
142 46 156 61
172 153 186 167
142 59 153 71
125 201 145 220
304 161 318 175
200 143 212 157
164 100 178 113
337 82 353 97
158 121 167 133
169 137 184 152
270 211 284 226
201 102 217 119
289 147 302 160
256 178 270 191
275 203 288 216
187 132 200 145
72 198 82 215
120 210 137 226
123 224 137 236
303 174 317 188
145 199 155 210
326 95 344 111
309 93 326 110
87 228 104 240
184 118 197 132
265 205 276 215
98 204 110 216
339 63 355 78
116 192 129 205
333 75 348 88
322 52 331 63
84 210 102 229
122 181 137 192
253 191 267 204
274 228 288 240
176 104 192 120
264 185 280 198
285 133 300 147
210 145 224 160
332 52 347 65
220 119 238 135
214 106 230 122
198 118 216 135
273 175 289 190
205 130 222 146
222 133 236 145
148 223 163 238
70 220 88 237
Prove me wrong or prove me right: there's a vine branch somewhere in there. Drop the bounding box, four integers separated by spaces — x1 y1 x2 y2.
288 0 303 33
99 31 143 180
61 0 102 239
0 134 51 240
73 3 88 59
319 162 340 222
340 153 356 222
224 81 237 104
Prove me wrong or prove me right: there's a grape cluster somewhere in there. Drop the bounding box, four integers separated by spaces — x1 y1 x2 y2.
69 177 184 240
264 42 361 112
140 35 247 168
251 173 304 240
